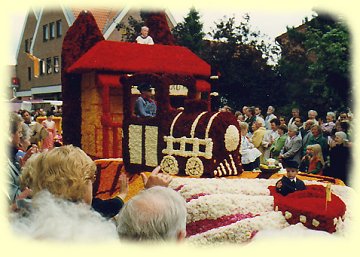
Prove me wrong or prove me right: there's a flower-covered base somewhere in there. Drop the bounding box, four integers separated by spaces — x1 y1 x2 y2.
168 178 352 244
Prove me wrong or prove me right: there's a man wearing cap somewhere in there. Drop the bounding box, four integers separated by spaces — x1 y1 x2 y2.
279 124 302 165
135 83 157 118
276 160 306 196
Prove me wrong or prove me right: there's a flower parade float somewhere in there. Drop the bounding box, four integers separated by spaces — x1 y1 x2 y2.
63 11 355 244
64 10 242 177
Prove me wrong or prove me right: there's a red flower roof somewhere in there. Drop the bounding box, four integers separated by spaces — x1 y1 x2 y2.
67 41 211 77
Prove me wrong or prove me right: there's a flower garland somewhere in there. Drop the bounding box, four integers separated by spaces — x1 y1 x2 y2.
186 212 257 237
190 111 208 138
187 212 288 245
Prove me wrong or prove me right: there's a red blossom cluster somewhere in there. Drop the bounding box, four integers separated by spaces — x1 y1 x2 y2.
144 11 176 45
186 212 257 237
185 193 209 202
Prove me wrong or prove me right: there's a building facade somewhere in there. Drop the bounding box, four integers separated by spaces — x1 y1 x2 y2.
15 6 176 100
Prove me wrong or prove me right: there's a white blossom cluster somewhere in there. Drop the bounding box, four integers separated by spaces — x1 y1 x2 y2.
186 194 274 223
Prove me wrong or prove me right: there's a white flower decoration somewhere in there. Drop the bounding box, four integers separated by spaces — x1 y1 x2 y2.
224 125 240 152
312 219 320 227
299 215 307 223
285 211 292 219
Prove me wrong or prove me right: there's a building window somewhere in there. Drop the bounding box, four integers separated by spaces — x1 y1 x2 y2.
54 56 60 73
40 59 45 75
50 22 55 39
56 20 62 37
46 57 52 74
43 24 49 41
28 67 32 81
25 39 29 53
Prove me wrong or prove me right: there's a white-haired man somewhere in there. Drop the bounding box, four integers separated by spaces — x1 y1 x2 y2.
116 186 187 241
136 26 154 45
307 110 319 125
321 112 336 136
279 124 302 165
264 106 277 130
288 108 300 127
251 117 267 164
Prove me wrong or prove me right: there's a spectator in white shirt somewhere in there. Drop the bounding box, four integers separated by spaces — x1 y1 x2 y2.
288 108 300 127
265 106 277 130
262 118 280 161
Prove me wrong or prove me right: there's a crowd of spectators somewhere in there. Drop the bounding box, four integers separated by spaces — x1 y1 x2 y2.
7 110 186 242
225 105 353 185
6 104 354 242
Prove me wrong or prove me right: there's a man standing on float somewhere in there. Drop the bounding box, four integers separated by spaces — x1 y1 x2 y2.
136 26 154 45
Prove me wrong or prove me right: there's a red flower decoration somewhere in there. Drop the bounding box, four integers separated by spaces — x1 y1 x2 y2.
269 185 346 233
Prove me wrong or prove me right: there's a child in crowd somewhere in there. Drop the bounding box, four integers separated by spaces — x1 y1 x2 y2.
299 144 324 175
276 160 306 196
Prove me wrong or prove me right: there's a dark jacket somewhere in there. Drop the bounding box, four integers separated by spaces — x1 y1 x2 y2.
328 144 351 185
92 197 124 219
276 176 306 196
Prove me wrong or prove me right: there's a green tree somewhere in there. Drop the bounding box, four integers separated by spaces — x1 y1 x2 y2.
201 15 281 111
276 13 351 116
116 15 144 42
172 7 205 54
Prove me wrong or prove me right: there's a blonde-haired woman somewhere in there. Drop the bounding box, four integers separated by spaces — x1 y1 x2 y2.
11 145 119 241
299 144 325 175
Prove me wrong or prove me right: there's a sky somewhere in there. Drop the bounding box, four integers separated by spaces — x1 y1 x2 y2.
7 5 316 65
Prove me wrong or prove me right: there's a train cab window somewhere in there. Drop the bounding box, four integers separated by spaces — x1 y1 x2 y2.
131 83 157 118
169 84 188 109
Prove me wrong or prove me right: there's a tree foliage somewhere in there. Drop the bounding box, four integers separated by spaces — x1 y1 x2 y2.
172 7 205 54
115 15 144 42
200 15 281 111
144 11 175 45
276 13 351 115
116 10 175 45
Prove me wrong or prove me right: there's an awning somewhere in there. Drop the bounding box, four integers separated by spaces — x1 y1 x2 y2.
67 41 211 77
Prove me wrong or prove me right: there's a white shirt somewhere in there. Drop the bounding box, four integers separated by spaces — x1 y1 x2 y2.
265 114 277 130
136 35 154 45
262 129 280 148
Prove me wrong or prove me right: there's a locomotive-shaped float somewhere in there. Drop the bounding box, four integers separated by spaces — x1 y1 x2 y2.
63 11 243 177
121 73 243 177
